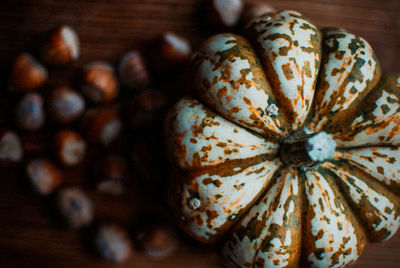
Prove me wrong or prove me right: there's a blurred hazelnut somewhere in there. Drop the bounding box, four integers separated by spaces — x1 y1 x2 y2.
241 2 276 25
125 90 168 129
10 53 48 92
152 32 191 72
0 130 23 162
15 93 45 131
48 86 85 124
206 0 243 28
131 136 167 182
57 187 93 229
118 51 151 89
135 224 178 258
96 155 128 196
81 107 122 146
54 130 86 166
41 25 80 65
95 223 133 262
26 158 63 195
81 62 119 103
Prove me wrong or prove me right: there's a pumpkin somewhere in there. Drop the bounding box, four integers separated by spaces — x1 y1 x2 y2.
165 10 400 267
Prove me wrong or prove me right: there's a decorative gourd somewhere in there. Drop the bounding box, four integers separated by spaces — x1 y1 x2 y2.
165 10 400 267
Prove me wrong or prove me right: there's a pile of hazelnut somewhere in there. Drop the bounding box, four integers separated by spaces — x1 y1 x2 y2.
0 0 275 263
4 25 191 262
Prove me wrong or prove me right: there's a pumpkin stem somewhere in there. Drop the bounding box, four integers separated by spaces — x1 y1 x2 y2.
279 130 336 167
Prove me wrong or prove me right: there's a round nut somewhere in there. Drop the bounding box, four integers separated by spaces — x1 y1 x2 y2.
41 25 80 65
10 53 48 92
0 130 23 162
96 155 127 196
57 187 93 229
15 93 45 131
26 158 63 195
54 130 86 166
241 2 276 25
152 32 191 72
48 86 85 124
95 223 133 262
81 107 122 146
81 62 119 103
206 0 243 28
118 51 151 89
131 136 168 182
135 224 178 258
125 90 168 129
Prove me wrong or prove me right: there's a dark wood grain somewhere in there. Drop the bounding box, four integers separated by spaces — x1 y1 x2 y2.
0 0 399 267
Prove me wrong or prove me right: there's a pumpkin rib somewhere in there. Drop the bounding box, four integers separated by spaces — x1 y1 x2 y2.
320 161 400 242
251 168 302 267
301 168 367 267
333 73 400 147
170 156 282 243
334 145 400 196
310 28 382 134
193 93 284 145
165 97 280 171
193 33 288 139
244 10 322 130
223 167 302 267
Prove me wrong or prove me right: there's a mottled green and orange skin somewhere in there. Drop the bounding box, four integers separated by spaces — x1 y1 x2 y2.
165 10 400 268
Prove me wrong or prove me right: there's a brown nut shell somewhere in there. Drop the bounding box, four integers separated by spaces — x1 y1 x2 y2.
118 51 151 89
54 129 86 166
206 0 243 28
81 62 119 103
125 90 168 129
152 32 191 72
96 155 128 196
135 224 178 258
0 130 23 162
10 53 48 92
41 25 80 65
95 223 133 262
26 158 63 195
48 86 85 124
81 107 122 146
241 1 276 25
57 187 93 229
15 93 45 131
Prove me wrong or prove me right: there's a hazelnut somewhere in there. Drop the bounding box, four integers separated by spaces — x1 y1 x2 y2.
57 187 94 229
41 25 80 65
54 130 86 166
241 2 276 25
96 155 128 196
81 107 122 146
95 223 133 262
81 62 119 103
9 53 48 92
118 51 151 89
15 93 45 131
131 136 167 182
48 86 85 124
152 32 191 72
26 158 63 195
206 0 243 28
0 130 23 162
125 90 168 129
135 224 178 258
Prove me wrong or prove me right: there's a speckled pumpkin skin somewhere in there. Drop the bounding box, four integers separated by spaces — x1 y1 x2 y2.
165 10 400 268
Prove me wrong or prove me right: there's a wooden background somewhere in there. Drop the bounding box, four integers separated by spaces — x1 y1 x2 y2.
0 0 399 267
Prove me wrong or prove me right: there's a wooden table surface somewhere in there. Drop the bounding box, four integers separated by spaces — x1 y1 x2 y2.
0 0 399 267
